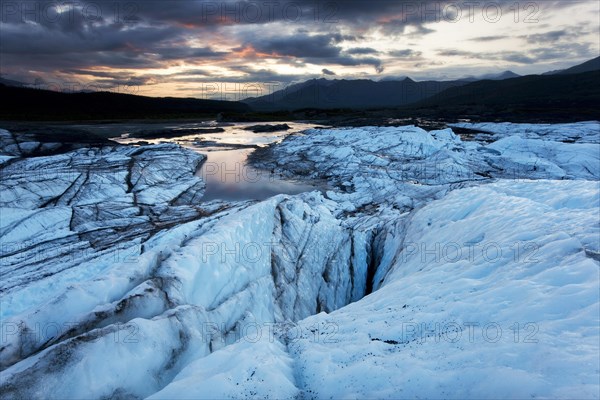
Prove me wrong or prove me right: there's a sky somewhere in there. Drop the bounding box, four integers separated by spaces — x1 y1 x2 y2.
1 0 599 99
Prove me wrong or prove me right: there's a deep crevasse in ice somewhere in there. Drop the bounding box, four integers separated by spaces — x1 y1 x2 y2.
1 122 599 399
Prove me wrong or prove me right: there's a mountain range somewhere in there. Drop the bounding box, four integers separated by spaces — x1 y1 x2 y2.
242 78 467 111
243 56 600 111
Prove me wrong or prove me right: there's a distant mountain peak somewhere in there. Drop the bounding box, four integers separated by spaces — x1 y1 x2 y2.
479 71 521 80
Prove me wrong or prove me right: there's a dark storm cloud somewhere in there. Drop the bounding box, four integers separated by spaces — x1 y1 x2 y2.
224 65 302 82
63 69 162 84
1 51 159 75
323 56 383 71
346 48 379 55
437 49 536 63
502 54 536 64
379 20 436 37
244 32 384 72
322 68 336 75
122 0 455 27
436 45 595 65
437 49 470 57
90 76 156 88
143 0 559 26
155 46 229 60
388 49 423 58
248 33 347 58
2 0 400 77
469 35 508 42
520 29 569 43
0 20 179 55
173 66 307 84
65 69 129 79
529 43 593 61
0 0 450 55
0 13 225 77
1 0 454 31
518 26 594 45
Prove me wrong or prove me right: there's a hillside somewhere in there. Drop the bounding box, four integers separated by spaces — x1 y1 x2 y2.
557 56 600 75
544 56 600 75
406 70 600 121
0 84 251 120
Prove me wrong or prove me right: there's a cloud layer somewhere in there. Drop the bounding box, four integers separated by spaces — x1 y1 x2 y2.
1 0 598 96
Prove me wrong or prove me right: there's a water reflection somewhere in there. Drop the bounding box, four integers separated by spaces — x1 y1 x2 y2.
113 121 324 202
197 148 318 201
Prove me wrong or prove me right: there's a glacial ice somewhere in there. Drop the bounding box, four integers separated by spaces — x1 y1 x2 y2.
0 121 599 399
290 180 600 399
450 121 600 144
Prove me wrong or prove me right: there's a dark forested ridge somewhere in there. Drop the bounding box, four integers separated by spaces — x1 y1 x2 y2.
404 70 600 121
0 84 251 120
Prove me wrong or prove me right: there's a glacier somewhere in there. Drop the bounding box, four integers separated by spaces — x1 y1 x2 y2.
0 121 599 399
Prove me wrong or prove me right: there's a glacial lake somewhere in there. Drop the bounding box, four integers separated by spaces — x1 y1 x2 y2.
113 121 324 201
